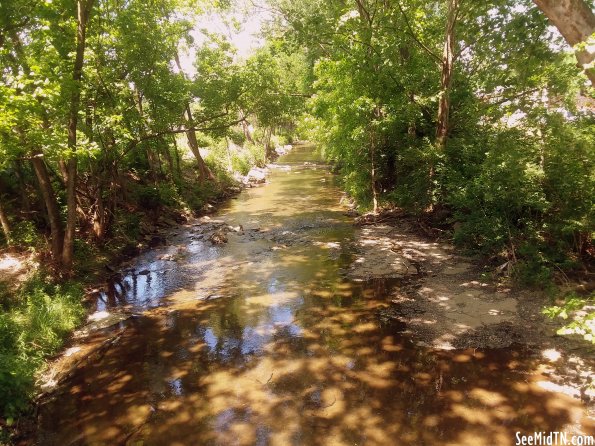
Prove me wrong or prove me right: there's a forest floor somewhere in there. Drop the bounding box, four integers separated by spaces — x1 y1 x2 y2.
347 209 595 416
0 253 36 290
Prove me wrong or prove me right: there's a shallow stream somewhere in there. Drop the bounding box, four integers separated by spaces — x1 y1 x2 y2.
37 145 593 445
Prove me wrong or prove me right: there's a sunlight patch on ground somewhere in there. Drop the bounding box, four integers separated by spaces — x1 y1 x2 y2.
542 349 562 362
0 254 21 270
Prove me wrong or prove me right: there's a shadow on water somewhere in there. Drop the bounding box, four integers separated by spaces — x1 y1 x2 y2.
37 145 593 445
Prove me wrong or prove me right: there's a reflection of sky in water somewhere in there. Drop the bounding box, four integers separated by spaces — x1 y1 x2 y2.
214 408 236 431
270 304 302 337
201 302 303 359
169 378 183 396
267 277 281 294
204 328 218 351
95 240 223 312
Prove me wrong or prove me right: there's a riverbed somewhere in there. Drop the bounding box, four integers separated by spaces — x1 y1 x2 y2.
37 145 594 445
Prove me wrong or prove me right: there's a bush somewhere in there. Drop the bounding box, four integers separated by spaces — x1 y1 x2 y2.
543 292 595 344
10 221 43 251
231 154 251 175
134 185 162 210
444 119 594 285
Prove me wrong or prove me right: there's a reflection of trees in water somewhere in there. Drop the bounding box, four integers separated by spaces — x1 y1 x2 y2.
39 280 584 446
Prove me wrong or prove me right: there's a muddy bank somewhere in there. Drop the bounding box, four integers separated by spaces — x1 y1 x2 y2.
348 211 595 413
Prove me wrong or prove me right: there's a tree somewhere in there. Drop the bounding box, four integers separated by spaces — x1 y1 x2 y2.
532 0 595 86
435 0 460 150
174 52 215 181
0 197 11 245
63 0 95 271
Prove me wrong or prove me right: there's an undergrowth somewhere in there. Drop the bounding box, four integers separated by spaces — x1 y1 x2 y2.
0 274 85 427
543 292 595 344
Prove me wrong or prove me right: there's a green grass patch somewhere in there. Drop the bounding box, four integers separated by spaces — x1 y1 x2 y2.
0 274 85 419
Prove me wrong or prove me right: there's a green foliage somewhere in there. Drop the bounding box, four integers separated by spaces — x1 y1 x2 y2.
112 210 142 243
131 182 184 211
231 155 251 176
543 293 595 343
10 221 44 251
0 275 85 418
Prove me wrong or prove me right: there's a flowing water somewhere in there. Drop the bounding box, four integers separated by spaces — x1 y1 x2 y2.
37 145 593 445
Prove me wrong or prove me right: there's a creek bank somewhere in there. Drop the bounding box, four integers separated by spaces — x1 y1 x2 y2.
349 209 595 415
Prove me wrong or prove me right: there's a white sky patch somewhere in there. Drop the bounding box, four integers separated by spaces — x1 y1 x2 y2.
176 4 269 78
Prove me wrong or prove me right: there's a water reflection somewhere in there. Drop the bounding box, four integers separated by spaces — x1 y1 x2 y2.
37 146 593 445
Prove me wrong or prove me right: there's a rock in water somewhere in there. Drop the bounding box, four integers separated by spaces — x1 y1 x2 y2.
244 167 267 184
209 230 228 245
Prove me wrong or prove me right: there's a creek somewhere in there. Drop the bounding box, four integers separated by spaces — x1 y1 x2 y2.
37 145 593 445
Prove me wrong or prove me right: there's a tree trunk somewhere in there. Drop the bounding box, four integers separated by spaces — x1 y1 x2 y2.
92 186 107 240
14 159 31 214
370 136 378 215
172 135 182 180
264 127 275 161
31 154 64 263
533 0 595 86
184 104 215 181
173 51 215 181
429 0 459 209
0 198 11 245
63 0 94 271
436 0 459 150
225 137 234 171
239 109 254 143
161 139 176 181
133 89 160 182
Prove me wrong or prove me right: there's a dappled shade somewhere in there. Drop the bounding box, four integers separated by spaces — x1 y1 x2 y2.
37 147 593 445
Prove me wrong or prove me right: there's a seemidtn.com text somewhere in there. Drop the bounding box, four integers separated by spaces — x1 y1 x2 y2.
516 432 595 446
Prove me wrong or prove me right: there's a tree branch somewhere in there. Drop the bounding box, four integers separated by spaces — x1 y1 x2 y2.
123 115 246 156
396 2 442 64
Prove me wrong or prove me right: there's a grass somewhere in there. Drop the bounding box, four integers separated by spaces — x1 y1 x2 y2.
0 273 85 426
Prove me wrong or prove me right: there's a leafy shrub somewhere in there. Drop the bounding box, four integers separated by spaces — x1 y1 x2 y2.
543 292 595 343
227 127 246 146
112 210 142 241
10 221 43 250
134 185 162 210
231 156 251 176
155 183 180 207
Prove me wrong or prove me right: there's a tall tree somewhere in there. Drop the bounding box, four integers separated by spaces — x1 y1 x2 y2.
63 0 95 271
0 197 11 245
435 0 460 150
